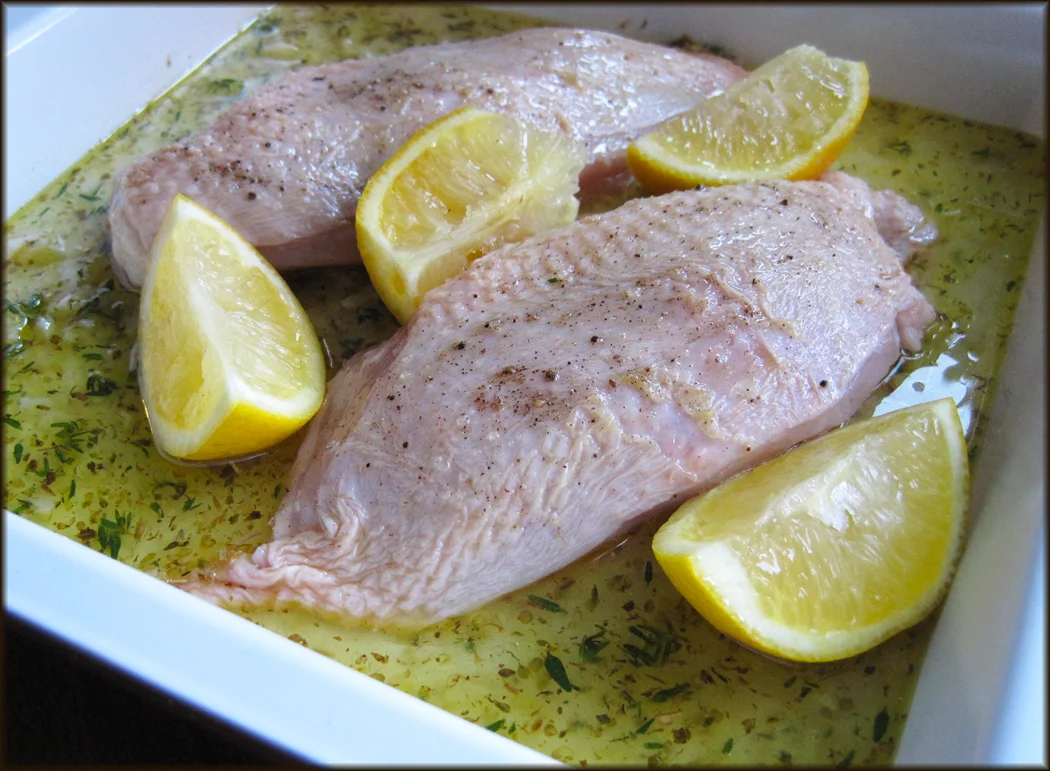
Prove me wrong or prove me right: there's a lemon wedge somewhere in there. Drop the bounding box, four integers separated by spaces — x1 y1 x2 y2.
138 195 325 462
356 106 586 324
627 45 869 193
652 398 969 663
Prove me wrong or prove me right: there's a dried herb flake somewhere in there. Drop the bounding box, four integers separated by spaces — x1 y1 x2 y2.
580 628 610 662
208 78 244 96
85 374 118 396
652 682 690 703
872 707 890 742
887 140 913 156
97 511 132 559
544 653 575 692
527 594 564 613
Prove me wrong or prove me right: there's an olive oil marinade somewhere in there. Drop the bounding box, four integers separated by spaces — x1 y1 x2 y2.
3 5 1044 766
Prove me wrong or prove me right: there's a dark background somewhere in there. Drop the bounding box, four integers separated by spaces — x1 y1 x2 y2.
4 616 298 765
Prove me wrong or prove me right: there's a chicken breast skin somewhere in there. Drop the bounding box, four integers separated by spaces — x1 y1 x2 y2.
108 27 746 288
184 174 937 626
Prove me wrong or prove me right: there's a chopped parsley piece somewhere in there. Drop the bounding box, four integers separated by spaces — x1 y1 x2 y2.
97 511 132 559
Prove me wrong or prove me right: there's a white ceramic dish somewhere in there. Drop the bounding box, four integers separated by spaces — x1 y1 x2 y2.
3 3 1046 764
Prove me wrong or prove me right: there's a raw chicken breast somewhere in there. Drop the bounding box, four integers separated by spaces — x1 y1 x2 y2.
186 174 937 626
108 28 746 288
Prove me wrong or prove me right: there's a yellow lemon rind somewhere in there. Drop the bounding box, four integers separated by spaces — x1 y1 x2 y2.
653 398 969 663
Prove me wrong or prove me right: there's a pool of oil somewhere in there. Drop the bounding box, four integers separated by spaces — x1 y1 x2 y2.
2 4 1045 766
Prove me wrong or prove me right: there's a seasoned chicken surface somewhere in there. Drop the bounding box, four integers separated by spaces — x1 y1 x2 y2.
108 28 746 287
186 174 937 625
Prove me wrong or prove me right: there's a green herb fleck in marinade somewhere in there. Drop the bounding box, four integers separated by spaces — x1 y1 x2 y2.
543 653 575 692
651 682 690 702
2 4 1044 767
97 511 132 559
872 707 891 743
207 78 245 96
527 594 564 613
887 139 913 156
579 627 610 662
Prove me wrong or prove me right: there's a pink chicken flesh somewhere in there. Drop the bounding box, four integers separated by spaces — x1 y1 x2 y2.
186 173 938 626
107 27 746 288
